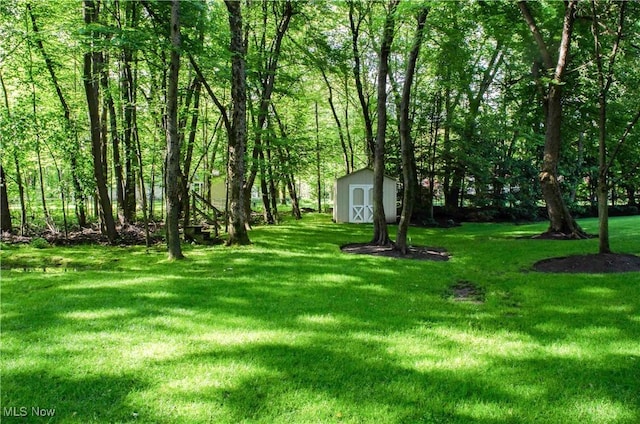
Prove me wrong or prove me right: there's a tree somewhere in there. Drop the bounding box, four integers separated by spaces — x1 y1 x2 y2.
165 0 184 259
395 5 429 254
0 164 11 232
590 0 640 254
371 0 399 246
519 0 586 238
224 0 251 246
83 0 118 243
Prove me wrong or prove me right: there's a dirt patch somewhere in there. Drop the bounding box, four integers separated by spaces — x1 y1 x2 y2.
445 280 486 303
533 253 640 273
340 243 449 261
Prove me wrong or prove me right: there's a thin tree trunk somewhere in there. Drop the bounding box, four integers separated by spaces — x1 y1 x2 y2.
315 101 322 213
321 69 350 174
28 2 87 228
165 0 184 259
83 0 118 243
271 105 301 219
0 72 27 235
242 1 295 225
0 165 12 232
100 51 126 225
349 1 375 164
396 6 429 254
181 77 202 228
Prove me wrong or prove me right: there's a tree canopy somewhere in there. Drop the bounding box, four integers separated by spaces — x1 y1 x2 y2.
1 0 639 255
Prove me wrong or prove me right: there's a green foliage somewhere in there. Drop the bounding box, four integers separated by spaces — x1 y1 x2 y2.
29 236 49 249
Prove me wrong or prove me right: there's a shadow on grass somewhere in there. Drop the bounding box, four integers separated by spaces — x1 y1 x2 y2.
2 216 640 422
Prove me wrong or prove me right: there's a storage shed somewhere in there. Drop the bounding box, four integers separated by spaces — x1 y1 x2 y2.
333 168 397 223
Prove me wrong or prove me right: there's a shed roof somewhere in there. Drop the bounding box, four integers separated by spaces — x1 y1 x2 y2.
335 167 397 182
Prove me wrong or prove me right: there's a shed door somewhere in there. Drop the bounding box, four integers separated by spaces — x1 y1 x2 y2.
349 184 373 223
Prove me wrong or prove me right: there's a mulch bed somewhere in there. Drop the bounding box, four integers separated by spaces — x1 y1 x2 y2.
340 243 449 261
533 253 640 274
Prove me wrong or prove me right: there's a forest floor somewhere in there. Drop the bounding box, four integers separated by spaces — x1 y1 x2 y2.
1 223 163 246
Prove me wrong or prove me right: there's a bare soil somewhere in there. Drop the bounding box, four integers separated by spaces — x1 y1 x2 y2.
340 243 449 261
533 253 640 273
446 280 486 303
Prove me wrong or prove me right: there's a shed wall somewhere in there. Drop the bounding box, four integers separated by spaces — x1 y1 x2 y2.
333 169 397 223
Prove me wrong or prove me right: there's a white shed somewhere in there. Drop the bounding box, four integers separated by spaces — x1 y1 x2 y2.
333 168 397 223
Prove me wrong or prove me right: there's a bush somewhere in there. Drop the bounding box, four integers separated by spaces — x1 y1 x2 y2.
30 237 50 249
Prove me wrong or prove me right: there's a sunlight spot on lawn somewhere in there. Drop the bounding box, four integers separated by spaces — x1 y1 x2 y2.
544 342 591 359
563 398 635 423
297 314 341 326
308 273 362 284
62 307 134 320
578 286 617 297
455 400 517 422
124 341 182 361
542 305 586 315
57 275 183 290
192 329 302 347
135 291 177 300
414 355 488 371
356 283 390 294
157 362 280 400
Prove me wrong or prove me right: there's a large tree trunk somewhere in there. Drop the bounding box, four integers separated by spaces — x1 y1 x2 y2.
371 0 399 246
520 0 585 238
84 0 118 243
225 0 251 245
396 7 429 254
165 0 184 259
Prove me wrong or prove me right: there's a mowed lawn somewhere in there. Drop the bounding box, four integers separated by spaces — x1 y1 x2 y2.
1 215 639 423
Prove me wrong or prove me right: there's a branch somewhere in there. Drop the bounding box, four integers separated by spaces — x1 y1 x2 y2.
606 108 640 173
518 1 553 69
188 55 231 136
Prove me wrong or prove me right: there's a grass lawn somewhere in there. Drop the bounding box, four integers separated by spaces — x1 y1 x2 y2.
1 215 639 423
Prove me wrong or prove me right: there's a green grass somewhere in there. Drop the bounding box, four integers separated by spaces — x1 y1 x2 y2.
1 215 639 423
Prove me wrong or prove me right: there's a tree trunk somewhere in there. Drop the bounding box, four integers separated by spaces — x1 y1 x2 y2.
242 1 294 226
371 0 399 246
0 71 27 235
28 2 87 228
519 0 585 238
83 1 118 243
165 0 184 259
349 1 375 164
225 0 251 245
396 7 429 254
100 51 126 225
0 164 12 233
315 101 322 213
181 77 202 228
